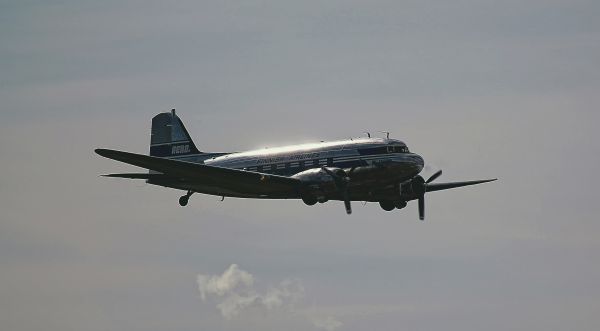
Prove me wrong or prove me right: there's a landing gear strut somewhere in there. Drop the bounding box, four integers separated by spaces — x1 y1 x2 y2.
179 190 194 206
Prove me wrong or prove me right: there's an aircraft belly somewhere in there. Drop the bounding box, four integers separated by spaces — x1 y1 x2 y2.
146 179 298 199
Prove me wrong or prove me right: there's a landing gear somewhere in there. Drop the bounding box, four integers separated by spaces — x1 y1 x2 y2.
379 200 395 211
179 190 194 206
302 195 318 206
379 200 407 211
394 201 407 209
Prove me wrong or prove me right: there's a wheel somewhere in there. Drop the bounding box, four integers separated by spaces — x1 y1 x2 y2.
179 195 189 206
302 195 318 206
394 201 407 209
379 200 395 211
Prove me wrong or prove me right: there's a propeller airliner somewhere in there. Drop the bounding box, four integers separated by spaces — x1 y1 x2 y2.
95 109 496 220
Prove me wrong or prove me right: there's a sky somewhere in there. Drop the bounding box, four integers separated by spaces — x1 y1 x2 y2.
1 0 600 330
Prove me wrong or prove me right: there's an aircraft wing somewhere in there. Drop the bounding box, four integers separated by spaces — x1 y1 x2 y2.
95 149 301 194
426 179 497 193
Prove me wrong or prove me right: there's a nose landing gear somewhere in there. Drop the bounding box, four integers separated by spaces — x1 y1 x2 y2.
179 190 194 206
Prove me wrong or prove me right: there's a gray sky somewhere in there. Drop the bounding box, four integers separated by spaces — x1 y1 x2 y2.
1 1 600 330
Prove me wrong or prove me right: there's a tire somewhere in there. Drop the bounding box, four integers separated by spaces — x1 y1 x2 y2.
302 195 318 206
379 200 395 211
179 196 189 206
394 201 407 209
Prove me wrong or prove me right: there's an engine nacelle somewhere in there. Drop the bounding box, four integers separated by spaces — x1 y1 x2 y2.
292 167 347 183
292 167 346 200
400 175 426 196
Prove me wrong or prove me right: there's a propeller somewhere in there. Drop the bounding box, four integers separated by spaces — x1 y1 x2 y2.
412 170 442 221
322 167 352 214
426 169 443 184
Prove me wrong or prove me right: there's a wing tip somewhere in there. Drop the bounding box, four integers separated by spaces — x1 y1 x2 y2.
474 178 498 185
95 148 111 157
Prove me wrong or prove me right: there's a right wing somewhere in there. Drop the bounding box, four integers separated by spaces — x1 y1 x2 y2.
95 148 301 194
426 179 497 193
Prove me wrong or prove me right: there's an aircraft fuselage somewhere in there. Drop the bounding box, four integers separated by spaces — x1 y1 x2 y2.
151 137 424 201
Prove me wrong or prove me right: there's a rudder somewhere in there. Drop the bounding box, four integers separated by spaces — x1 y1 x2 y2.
150 109 201 157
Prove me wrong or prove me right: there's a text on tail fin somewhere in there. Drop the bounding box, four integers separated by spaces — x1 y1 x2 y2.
150 109 201 157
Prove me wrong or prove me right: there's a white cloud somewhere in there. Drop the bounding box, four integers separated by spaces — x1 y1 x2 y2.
197 264 254 300
197 264 304 319
309 315 343 331
197 264 341 330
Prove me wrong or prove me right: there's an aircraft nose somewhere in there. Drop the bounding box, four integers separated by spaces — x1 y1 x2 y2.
412 154 424 171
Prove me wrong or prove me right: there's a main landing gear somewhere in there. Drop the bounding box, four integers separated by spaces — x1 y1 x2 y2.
179 190 194 206
378 200 407 211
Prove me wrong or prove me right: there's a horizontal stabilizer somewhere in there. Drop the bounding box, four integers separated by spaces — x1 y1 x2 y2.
101 173 171 180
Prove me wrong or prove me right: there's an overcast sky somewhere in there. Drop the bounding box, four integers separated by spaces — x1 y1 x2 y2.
1 1 600 330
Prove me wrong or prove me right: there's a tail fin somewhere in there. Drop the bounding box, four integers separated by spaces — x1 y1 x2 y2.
150 109 201 157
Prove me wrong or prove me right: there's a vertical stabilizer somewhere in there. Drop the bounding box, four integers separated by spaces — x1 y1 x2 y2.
150 109 201 157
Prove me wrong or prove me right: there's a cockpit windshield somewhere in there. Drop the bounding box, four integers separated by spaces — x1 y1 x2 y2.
358 144 410 155
387 145 409 153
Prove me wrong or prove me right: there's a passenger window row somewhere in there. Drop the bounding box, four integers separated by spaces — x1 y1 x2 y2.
245 159 332 173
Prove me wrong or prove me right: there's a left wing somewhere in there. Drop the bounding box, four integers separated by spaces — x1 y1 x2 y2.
95 148 301 194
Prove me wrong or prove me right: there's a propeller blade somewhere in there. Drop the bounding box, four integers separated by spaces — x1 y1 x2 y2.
426 170 442 183
322 166 352 215
341 188 352 214
418 196 425 221
344 199 352 214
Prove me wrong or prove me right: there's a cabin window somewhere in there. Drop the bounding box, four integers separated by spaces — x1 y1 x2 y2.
257 165 263 172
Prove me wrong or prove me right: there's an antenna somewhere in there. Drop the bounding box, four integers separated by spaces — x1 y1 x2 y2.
380 131 390 139
171 108 176 116
363 131 371 138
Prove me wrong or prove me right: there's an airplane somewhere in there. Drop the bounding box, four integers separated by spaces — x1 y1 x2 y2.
95 109 496 220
